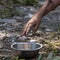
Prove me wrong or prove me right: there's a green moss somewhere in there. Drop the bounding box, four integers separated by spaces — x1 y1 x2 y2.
0 0 38 18
0 8 13 18
25 0 38 6
12 0 38 6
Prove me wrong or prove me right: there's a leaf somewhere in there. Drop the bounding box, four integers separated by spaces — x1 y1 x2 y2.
47 52 54 60
53 56 60 60
15 56 19 60
37 54 43 60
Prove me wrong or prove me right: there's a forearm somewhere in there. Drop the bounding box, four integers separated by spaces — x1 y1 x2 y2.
32 0 60 20
43 0 60 16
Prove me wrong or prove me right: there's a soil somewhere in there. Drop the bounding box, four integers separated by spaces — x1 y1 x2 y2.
0 18 60 60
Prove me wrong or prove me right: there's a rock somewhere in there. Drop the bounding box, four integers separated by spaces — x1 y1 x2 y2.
0 30 6 39
45 32 51 35
15 25 22 31
54 37 58 40
15 6 37 20
24 13 33 19
39 37 44 41
45 28 54 32
6 33 17 38
0 42 3 48
30 39 37 43
13 16 23 21
0 24 4 27
19 36 28 41
5 27 15 31
2 19 17 24
38 0 44 5
0 5 5 10
27 6 37 12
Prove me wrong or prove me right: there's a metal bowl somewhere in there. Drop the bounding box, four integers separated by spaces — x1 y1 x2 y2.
11 42 42 59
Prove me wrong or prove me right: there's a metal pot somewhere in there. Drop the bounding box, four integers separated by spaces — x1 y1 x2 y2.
11 42 42 59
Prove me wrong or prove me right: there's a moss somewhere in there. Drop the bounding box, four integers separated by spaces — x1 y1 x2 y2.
0 7 13 18
25 0 38 6
0 0 38 18
12 0 38 6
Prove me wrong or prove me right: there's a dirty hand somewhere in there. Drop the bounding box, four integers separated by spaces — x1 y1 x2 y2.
21 18 41 36
21 18 40 36
21 0 50 36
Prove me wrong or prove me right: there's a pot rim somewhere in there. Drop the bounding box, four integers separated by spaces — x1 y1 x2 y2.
11 42 43 51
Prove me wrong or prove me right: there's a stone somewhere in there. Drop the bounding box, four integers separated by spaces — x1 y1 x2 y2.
5 27 15 31
13 16 22 20
24 13 33 19
54 37 58 40
0 42 3 48
0 30 6 39
19 36 28 41
2 19 17 24
6 33 17 38
30 39 37 43
39 37 44 40
45 28 53 32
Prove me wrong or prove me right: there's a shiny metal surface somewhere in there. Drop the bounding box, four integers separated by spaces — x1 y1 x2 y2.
11 42 42 51
11 42 42 59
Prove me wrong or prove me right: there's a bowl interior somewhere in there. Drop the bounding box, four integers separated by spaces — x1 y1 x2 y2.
12 42 42 51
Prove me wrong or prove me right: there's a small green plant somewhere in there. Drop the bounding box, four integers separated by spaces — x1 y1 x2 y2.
37 52 60 60
37 54 43 60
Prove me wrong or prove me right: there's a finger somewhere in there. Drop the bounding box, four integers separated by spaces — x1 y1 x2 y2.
26 26 30 35
20 25 25 33
21 25 28 36
26 24 32 35
21 23 32 36
32 24 39 34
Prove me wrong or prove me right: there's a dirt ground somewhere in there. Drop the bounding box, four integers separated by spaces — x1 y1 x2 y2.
0 18 60 60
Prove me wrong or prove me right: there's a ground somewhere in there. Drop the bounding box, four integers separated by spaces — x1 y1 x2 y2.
0 4 60 60
0 17 60 60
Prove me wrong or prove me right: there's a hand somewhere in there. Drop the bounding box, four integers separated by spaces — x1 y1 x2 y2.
21 18 41 36
21 0 51 36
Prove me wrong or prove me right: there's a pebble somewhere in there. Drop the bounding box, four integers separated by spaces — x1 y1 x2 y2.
30 39 37 43
13 16 22 20
6 33 17 37
19 36 27 41
2 19 17 24
45 28 53 32
0 42 3 48
54 37 58 40
0 30 6 39
39 37 44 41
24 13 33 19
